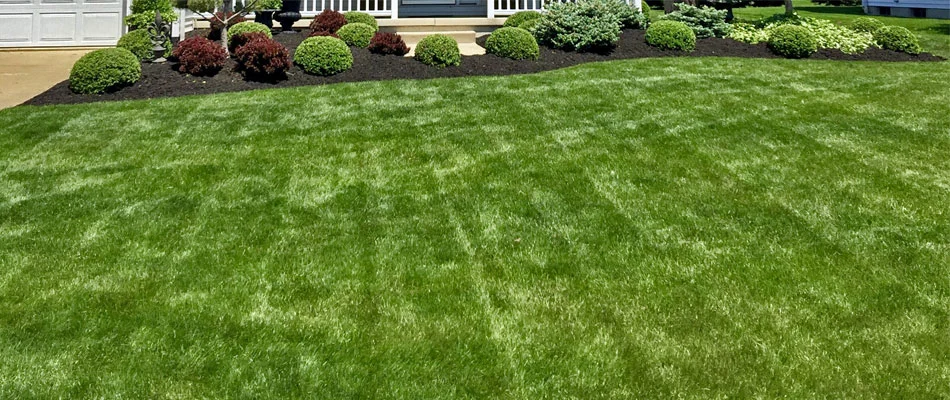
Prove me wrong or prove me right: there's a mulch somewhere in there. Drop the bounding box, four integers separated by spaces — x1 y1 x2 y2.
24 29 944 106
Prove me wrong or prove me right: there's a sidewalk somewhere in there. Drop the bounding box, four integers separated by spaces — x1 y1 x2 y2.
0 50 91 110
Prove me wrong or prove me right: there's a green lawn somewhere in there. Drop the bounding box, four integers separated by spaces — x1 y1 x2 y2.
653 0 950 57
1 57 949 398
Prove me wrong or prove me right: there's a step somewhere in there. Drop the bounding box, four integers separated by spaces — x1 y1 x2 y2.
405 42 485 57
398 30 477 44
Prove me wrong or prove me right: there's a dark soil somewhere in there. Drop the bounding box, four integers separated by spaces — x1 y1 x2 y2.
25 29 944 106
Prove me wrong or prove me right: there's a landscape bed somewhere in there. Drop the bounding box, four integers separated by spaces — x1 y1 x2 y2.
25 28 943 106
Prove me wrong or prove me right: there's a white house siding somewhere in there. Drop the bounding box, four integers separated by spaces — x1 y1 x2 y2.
864 0 950 18
0 0 125 47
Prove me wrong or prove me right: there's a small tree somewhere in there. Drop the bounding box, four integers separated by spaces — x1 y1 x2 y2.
187 0 262 51
784 0 794 15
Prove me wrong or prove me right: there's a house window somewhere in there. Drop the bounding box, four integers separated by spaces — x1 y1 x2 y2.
911 8 926 17
879 6 891 15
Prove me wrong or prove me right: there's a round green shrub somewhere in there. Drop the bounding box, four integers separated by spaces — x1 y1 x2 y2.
414 34 461 68
227 21 272 42
69 48 141 94
849 16 884 34
644 20 696 52
503 11 541 28
485 27 539 60
874 25 922 54
293 36 353 75
337 23 375 47
116 28 171 61
767 24 817 58
343 11 378 30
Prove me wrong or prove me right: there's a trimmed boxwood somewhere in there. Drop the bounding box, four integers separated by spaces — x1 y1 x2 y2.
768 24 817 58
116 28 171 61
343 11 378 31
69 48 141 94
414 34 461 67
644 20 695 52
485 27 539 60
227 21 272 42
294 36 353 75
849 16 884 34
874 26 921 54
337 23 375 48
503 11 541 28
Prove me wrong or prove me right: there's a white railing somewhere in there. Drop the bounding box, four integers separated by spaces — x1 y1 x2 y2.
488 0 641 17
224 0 397 18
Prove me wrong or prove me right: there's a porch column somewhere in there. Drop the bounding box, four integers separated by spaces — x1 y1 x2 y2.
392 0 399 18
487 0 494 18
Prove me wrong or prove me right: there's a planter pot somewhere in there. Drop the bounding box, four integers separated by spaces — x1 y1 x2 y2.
254 10 276 29
274 0 301 33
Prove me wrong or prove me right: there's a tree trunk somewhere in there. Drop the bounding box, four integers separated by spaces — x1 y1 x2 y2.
664 0 674 13
784 0 794 15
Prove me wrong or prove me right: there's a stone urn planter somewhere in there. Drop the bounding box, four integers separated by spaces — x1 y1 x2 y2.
254 10 276 29
274 0 301 33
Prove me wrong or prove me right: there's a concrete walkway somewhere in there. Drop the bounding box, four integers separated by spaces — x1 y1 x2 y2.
0 50 91 110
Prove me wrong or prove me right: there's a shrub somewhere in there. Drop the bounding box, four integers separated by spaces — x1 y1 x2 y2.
227 21 272 42
343 11 378 30
234 37 291 80
69 48 141 94
596 0 642 29
742 14 875 54
252 0 282 10
874 26 922 54
337 23 375 47
414 34 461 67
485 27 540 60
117 28 171 61
849 17 884 34
294 36 353 75
503 11 542 28
367 32 410 56
309 29 340 39
125 0 176 30
519 18 540 33
645 20 696 51
229 31 271 53
726 22 768 44
659 3 730 38
768 24 817 58
532 0 623 52
172 36 228 75
310 9 347 33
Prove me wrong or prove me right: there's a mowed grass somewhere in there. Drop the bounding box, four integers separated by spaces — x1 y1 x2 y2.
1 57 949 398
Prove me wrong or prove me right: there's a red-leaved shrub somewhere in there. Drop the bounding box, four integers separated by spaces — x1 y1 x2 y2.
229 31 270 53
308 29 340 39
310 10 346 33
368 32 410 56
172 36 228 76
233 37 291 81
208 13 247 40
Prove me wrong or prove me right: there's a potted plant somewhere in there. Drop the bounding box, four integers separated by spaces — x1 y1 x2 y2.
274 0 301 33
253 0 281 29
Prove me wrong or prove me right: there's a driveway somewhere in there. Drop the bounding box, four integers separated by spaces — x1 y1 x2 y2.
0 50 91 110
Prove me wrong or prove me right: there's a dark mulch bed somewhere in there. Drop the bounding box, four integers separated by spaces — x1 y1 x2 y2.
25 29 944 106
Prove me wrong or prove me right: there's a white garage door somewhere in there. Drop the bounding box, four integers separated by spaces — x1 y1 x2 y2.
0 0 123 47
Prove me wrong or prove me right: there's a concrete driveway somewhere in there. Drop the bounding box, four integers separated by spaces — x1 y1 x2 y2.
0 49 92 110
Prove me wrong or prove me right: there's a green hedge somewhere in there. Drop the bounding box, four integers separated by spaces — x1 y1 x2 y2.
116 29 171 61
768 25 817 58
414 34 461 67
337 23 375 48
343 11 378 30
503 11 542 28
848 17 884 34
874 26 921 54
227 21 272 42
294 36 353 75
485 27 540 60
645 20 696 51
69 48 141 94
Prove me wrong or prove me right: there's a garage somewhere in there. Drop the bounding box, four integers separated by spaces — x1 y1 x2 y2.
0 0 124 47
